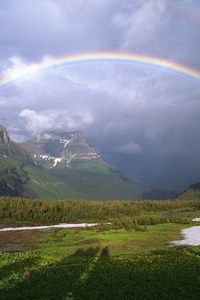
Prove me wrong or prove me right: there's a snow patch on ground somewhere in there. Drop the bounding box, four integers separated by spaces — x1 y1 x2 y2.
172 226 200 246
192 218 200 222
172 219 200 246
0 223 98 232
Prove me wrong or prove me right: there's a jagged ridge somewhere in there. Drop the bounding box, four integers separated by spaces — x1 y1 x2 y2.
0 125 31 163
21 131 107 169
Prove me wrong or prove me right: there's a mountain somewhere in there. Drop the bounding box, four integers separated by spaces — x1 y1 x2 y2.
178 182 200 200
0 125 31 163
0 125 178 200
21 130 178 200
21 131 107 170
0 125 31 196
0 125 80 198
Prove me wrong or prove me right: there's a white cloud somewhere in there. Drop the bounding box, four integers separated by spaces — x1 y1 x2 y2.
19 109 94 134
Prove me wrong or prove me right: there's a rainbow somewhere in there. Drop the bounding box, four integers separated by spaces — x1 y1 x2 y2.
1 52 200 89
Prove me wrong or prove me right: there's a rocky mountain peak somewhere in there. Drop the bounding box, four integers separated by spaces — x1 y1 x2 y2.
21 130 107 169
0 125 31 163
0 125 10 145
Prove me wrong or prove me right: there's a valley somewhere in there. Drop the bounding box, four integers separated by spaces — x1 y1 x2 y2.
0 125 177 200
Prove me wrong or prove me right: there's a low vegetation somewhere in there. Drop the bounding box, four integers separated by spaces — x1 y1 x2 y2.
1 197 200 299
1 244 200 300
0 197 200 225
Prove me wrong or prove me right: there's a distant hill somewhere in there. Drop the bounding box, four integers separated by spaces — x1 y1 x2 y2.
179 182 200 200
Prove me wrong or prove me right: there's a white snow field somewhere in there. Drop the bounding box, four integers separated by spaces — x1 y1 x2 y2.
172 218 200 246
172 226 200 246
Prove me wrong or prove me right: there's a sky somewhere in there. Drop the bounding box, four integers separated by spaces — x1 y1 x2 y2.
0 0 200 158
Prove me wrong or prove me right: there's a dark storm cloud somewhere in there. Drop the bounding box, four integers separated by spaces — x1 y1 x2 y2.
0 0 200 157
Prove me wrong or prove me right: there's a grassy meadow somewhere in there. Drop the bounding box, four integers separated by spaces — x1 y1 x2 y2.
1 197 200 299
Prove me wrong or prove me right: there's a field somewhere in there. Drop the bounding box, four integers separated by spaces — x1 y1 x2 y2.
1 198 200 299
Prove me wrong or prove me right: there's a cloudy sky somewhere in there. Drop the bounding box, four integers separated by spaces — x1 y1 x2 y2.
0 0 200 158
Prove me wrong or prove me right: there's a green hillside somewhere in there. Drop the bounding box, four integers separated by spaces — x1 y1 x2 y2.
50 166 177 200
0 155 79 199
179 182 200 200
24 165 79 199
0 155 29 196
0 156 177 200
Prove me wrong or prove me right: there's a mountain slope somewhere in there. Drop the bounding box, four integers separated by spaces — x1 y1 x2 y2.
178 182 200 200
0 125 80 199
50 167 176 200
21 131 107 169
0 125 177 200
0 155 29 196
21 130 178 200
23 164 80 199
0 125 31 163
0 125 31 196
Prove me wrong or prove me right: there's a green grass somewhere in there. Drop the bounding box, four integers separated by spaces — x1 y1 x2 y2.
39 223 186 255
1 198 200 299
0 223 200 299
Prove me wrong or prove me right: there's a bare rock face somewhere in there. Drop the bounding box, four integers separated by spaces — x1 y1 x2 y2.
0 125 31 163
0 125 10 144
21 131 107 169
0 125 32 196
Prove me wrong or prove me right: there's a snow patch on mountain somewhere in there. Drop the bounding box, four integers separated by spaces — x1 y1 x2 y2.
53 158 62 167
